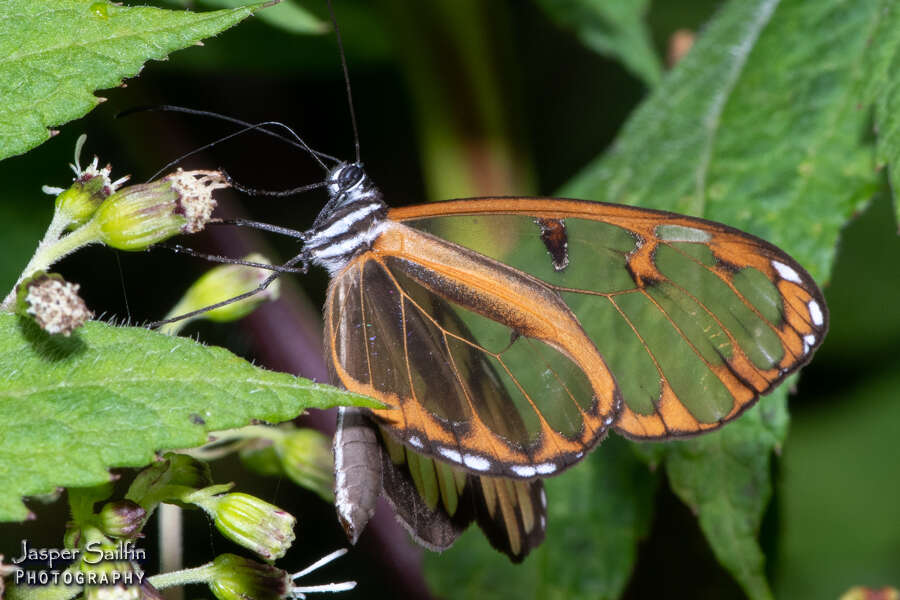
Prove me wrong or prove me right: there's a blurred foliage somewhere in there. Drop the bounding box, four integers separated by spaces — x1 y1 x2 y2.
426 435 659 599
1 0 899 599
535 0 662 87
167 0 330 34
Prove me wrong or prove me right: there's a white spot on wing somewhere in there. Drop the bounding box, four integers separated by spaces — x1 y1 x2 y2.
511 465 536 478
772 260 802 284
656 224 713 243
808 299 824 326
802 334 816 354
540 488 547 509
438 447 462 464
408 435 423 449
540 515 547 530
463 453 491 471
535 462 557 475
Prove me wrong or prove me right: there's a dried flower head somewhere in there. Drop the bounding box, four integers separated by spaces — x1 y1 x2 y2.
19 273 92 335
164 169 228 234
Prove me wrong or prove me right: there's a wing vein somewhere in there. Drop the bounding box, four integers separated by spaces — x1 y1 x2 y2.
358 262 375 387
606 296 673 436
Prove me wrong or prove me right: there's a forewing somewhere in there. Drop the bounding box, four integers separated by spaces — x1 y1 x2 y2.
392 198 827 439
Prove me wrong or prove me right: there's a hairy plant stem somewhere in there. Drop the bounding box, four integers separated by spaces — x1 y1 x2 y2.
147 562 216 590
0 217 101 311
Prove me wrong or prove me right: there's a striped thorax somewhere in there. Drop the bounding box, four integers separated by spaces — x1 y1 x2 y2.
304 162 387 275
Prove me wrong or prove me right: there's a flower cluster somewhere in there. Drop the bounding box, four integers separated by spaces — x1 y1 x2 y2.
2 135 251 335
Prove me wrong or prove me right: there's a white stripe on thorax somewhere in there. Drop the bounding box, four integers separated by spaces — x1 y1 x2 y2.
307 202 383 246
312 222 385 260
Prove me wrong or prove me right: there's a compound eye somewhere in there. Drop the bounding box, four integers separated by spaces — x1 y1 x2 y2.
338 164 363 187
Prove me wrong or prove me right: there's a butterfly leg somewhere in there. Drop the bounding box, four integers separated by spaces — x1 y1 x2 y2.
148 251 308 328
163 243 306 273
213 217 307 238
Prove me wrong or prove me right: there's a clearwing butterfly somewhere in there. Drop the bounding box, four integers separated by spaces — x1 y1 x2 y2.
297 161 828 562
152 1 825 561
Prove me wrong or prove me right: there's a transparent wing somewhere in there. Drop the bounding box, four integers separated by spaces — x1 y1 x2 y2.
392 198 827 439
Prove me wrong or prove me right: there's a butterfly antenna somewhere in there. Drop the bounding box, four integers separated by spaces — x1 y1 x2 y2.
119 106 339 173
222 170 326 198
144 120 321 182
327 0 361 163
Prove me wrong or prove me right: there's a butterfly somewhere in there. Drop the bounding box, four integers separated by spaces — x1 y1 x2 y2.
295 161 828 561
148 2 826 561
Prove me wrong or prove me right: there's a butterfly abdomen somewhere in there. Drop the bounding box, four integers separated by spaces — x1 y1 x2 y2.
333 407 383 545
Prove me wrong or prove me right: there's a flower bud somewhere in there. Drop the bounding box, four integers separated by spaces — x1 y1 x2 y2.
43 134 130 228
51 175 112 228
277 429 334 503
190 491 296 560
16 272 92 335
92 169 227 251
208 554 289 600
98 500 146 538
160 254 280 335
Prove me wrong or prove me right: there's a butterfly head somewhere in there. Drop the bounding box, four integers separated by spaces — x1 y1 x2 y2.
326 161 372 203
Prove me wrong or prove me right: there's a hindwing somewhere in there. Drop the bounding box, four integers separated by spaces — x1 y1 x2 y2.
324 220 621 478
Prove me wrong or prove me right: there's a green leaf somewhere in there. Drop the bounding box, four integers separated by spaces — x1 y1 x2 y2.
863 1 900 224
563 0 883 283
555 0 897 597
425 436 657 600
666 389 790 600
535 0 662 87
0 0 269 161
0 313 377 522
